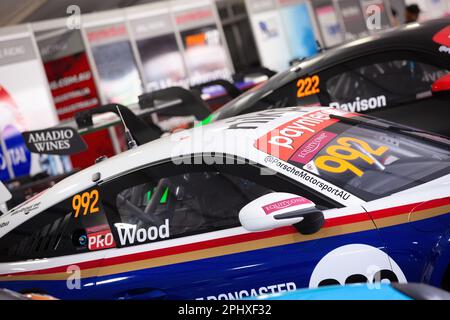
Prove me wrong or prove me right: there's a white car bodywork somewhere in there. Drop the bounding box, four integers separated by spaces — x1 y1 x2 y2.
0 106 448 238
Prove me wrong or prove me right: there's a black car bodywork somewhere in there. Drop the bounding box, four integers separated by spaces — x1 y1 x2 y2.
213 19 450 136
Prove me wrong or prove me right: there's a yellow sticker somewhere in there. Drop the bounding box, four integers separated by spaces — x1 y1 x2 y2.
314 137 388 177
72 189 100 218
296 75 320 98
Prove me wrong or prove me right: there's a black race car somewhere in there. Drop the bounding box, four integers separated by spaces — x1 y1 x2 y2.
212 19 450 136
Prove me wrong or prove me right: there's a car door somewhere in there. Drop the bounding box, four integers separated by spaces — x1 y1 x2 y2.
94 154 392 300
362 187 450 288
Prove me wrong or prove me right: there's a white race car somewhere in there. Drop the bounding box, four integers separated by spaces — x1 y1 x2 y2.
0 106 449 300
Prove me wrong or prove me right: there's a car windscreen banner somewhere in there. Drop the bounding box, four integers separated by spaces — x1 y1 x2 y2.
0 32 63 181
173 2 233 86
129 13 188 92
86 23 143 105
22 127 87 156
312 0 345 47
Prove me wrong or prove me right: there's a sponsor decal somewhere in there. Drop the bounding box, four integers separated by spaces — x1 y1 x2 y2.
78 234 88 246
314 136 389 177
433 26 450 54
439 46 450 54
87 228 116 251
10 202 40 216
116 219 170 245
329 95 386 112
264 156 351 201
290 131 337 165
255 109 353 161
296 75 320 98
22 127 87 155
309 244 407 288
72 189 100 218
262 197 312 215
196 282 297 300
0 221 9 228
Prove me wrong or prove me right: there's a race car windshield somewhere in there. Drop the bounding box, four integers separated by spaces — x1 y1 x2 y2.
291 120 450 201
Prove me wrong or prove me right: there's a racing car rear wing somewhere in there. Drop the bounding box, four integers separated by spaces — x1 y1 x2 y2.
75 103 163 146
57 87 211 138
139 86 210 120
0 182 12 215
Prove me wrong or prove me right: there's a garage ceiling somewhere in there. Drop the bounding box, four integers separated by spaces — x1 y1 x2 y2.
0 0 162 27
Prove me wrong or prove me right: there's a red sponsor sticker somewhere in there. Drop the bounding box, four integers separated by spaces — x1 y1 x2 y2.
289 131 337 165
88 229 116 251
433 26 450 47
263 197 312 215
255 109 355 161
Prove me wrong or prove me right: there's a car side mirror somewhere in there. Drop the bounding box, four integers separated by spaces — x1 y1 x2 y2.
239 192 324 235
431 73 450 99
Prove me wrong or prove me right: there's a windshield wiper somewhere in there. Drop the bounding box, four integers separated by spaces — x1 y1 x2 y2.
329 114 450 149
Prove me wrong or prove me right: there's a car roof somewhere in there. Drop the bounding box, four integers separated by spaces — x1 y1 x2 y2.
213 19 450 121
308 19 450 66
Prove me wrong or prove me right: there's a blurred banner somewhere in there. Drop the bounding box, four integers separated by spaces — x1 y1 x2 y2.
336 0 370 40
85 21 143 105
34 23 116 169
173 1 233 87
0 26 65 181
278 0 319 61
36 28 99 121
245 0 320 71
245 0 291 71
128 10 188 91
312 0 345 47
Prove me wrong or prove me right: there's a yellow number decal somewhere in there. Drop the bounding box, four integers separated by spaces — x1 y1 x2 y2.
326 145 374 165
304 77 312 96
315 155 364 177
297 75 320 98
72 190 100 218
296 79 306 97
314 137 388 177
337 137 388 156
90 190 100 214
72 194 81 218
311 75 320 95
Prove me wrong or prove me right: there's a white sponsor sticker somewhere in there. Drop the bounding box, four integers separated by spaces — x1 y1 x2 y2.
116 219 170 245
329 95 386 112
196 282 297 300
